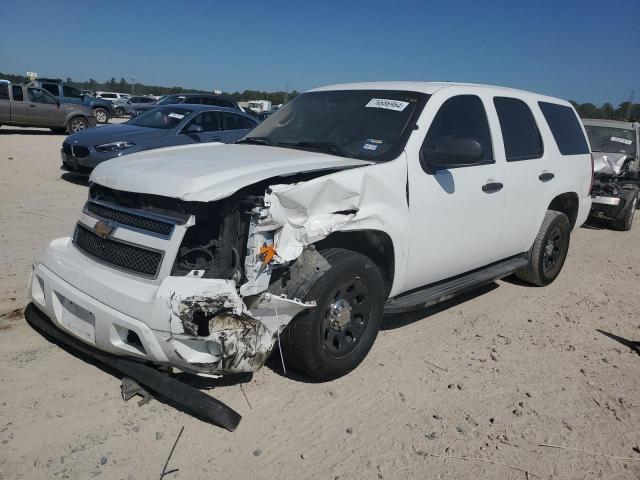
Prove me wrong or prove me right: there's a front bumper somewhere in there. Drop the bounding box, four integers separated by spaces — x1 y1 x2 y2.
24 303 242 431
29 234 309 375
60 146 123 170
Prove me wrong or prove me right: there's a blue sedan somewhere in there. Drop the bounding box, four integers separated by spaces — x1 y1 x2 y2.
60 104 259 173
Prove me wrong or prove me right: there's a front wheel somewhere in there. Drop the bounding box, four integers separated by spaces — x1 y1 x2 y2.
613 195 637 231
516 210 571 286
93 107 109 124
281 248 385 380
67 116 88 134
115 107 124 117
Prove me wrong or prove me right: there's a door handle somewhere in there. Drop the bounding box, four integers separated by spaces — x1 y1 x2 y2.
539 172 555 182
29 104 36 108
482 182 503 193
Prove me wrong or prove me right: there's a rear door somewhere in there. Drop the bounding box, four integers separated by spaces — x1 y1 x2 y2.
27 88 64 126
9 86 28 124
0 83 10 124
220 112 256 142
405 90 506 289
492 96 550 256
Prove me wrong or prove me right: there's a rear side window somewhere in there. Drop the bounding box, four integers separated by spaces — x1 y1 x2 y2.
494 97 543 161
538 102 589 155
184 96 201 104
221 112 250 130
0 83 8 99
42 83 59 96
423 95 494 163
12 86 23 101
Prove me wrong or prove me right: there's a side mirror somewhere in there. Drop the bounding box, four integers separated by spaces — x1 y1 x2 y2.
185 124 203 134
420 136 484 171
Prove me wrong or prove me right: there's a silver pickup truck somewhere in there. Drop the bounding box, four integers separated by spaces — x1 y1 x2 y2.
0 80 96 134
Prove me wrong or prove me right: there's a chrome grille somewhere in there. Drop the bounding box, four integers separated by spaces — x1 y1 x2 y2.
86 201 174 237
73 224 163 278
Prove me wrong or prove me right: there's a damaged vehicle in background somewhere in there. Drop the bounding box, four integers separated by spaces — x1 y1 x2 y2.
26 82 593 423
583 119 640 230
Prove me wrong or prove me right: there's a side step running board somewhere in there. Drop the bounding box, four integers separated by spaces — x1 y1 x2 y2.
24 303 242 432
384 255 528 315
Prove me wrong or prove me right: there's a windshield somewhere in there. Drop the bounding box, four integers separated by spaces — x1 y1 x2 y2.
243 90 429 161
585 125 636 155
128 106 192 129
156 95 186 105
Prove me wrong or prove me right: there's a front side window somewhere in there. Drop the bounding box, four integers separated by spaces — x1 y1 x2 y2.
422 95 494 164
62 85 82 98
245 90 429 161
140 97 155 103
0 83 8 100
584 125 636 155
156 95 184 105
494 97 543 161
184 96 201 105
12 86 23 101
41 83 59 96
185 111 221 132
538 102 589 155
128 106 192 129
28 88 57 104
221 112 251 130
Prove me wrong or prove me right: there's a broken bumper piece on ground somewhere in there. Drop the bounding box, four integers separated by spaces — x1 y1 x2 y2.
24 303 242 431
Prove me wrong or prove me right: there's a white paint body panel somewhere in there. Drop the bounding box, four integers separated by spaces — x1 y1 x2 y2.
30 81 594 373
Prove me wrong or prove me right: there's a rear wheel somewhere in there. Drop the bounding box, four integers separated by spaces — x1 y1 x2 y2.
516 210 571 286
67 116 88 134
115 107 124 117
281 248 385 380
93 107 109 124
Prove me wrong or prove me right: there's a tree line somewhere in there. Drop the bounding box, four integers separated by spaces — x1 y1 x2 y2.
1 72 637 119
0 72 298 104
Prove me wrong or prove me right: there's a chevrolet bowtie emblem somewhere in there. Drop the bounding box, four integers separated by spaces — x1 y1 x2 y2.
94 221 114 239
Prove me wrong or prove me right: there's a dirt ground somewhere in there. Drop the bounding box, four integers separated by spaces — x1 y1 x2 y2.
1 125 639 480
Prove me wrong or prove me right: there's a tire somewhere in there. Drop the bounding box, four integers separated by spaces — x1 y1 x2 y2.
115 107 124 118
67 116 89 134
515 210 571 287
50 127 67 134
612 195 637 231
93 107 109 124
281 248 385 380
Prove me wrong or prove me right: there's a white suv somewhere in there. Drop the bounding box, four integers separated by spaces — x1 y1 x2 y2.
27 82 592 383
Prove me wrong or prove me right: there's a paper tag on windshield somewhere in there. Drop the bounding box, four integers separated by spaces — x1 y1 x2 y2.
168 113 184 119
365 98 409 111
610 136 632 145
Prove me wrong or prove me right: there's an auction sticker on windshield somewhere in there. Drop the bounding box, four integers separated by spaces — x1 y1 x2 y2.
611 136 632 145
168 113 185 119
365 98 409 111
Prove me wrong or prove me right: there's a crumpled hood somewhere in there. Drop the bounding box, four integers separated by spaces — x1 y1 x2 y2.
593 152 631 176
67 123 168 145
89 143 372 201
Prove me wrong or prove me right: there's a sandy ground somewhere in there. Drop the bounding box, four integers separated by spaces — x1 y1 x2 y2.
0 124 639 480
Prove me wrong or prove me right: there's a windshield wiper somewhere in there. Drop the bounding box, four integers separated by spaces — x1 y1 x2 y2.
277 141 353 158
236 136 276 146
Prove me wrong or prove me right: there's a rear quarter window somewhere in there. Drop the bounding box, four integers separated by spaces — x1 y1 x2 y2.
538 102 589 155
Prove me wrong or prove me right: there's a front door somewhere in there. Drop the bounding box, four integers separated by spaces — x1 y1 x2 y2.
27 88 64 126
404 93 506 290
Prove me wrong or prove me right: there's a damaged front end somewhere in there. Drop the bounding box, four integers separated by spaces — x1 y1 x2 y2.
590 153 640 221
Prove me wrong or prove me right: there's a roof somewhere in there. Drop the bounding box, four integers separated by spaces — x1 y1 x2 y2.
582 118 636 129
308 81 571 105
153 103 254 117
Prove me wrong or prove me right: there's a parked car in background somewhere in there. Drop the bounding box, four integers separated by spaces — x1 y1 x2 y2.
95 92 131 102
113 96 156 117
30 79 115 124
583 119 640 230
0 80 96 133
131 93 241 116
31 82 592 387
60 104 258 172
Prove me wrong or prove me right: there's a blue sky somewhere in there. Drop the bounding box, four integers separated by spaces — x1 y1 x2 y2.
1 0 638 105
